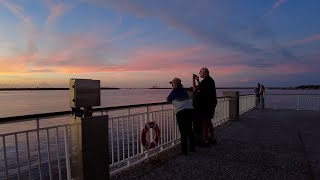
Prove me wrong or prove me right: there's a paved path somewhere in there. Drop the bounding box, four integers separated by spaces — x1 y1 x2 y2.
119 109 320 180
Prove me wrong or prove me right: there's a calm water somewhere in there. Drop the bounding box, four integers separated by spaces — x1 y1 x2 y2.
1 89 320 118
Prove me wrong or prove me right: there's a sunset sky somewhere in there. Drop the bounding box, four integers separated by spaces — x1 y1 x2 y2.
0 0 319 88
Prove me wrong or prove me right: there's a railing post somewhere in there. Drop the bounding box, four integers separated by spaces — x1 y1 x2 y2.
81 115 109 180
70 118 83 180
222 91 239 120
297 95 300 110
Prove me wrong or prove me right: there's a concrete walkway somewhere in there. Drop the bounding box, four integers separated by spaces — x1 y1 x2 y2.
118 109 320 180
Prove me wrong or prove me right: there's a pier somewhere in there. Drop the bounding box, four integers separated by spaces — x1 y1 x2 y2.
116 109 320 179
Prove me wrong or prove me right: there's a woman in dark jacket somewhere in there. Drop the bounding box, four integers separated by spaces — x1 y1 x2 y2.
167 78 195 155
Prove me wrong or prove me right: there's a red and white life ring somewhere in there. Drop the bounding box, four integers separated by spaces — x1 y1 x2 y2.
141 122 160 150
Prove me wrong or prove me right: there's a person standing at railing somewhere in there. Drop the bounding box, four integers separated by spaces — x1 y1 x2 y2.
167 78 196 155
193 67 217 146
254 83 261 109
259 85 265 110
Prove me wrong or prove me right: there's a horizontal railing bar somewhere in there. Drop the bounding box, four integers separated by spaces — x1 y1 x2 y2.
0 111 71 123
0 96 231 123
109 139 179 167
0 123 79 136
239 94 255 97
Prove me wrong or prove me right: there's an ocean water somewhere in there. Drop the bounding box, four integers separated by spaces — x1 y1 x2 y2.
1 89 320 118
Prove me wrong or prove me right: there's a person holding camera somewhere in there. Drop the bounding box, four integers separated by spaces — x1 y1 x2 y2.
192 68 217 146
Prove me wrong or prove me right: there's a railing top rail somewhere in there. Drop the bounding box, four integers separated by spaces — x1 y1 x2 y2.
0 102 168 123
239 94 255 97
266 94 320 96
0 96 233 123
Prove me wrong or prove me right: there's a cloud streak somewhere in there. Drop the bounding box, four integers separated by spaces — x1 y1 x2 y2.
291 34 320 46
44 0 70 31
0 0 37 62
272 0 288 10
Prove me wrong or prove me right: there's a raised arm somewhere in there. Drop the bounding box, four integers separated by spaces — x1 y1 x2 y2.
193 74 200 91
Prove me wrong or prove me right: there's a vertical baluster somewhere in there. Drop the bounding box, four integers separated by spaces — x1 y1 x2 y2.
26 132 32 179
225 99 228 120
150 112 154 143
318 96 320 111
110 118 114 164
127 116 130 159
173 110 177 141
165 110 168 143
160 107 164 145
168 110 171 141
64 126 71 180
56 128 62 180
140 114 144 153
46 129 52 180
117 118 120 162
14 134 21 180
36 119 42 179
2 136 9 179
298 95 300 110
160 110 163 145
136 115 140 154
122 117 125 160
170 111 173 141
131 115 135 156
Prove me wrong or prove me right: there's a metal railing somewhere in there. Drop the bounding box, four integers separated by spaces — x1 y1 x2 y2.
105 97 233 175
0 94 260 179
239 95 256 115
265 94 320 111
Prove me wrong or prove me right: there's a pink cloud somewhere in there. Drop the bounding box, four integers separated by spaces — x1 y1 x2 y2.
44 1 69 31
29 45 208 74
272 0 287 10
239 78 256 83
268 63 310 74
291 34 320 46
105 45 208 71
264 0 288 17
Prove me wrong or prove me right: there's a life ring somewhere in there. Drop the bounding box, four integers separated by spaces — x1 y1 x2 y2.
141 122 160 150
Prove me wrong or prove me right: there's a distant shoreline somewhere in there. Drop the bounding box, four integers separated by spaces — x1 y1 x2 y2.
0 87 120 91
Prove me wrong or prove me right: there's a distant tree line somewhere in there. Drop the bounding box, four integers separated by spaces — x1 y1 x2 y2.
296 85 320 89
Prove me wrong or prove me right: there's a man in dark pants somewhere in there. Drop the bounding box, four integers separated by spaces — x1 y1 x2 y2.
193 67 217 146
254 83 261 109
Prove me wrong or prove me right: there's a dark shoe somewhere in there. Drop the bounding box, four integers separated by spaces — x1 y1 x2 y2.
199 141 210 147
210 138 217 145
190 147 196 152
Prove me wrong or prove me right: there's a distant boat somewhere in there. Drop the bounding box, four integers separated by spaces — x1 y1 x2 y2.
152 84 159 88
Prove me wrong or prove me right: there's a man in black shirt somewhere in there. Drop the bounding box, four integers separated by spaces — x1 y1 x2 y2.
193 68 217 146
